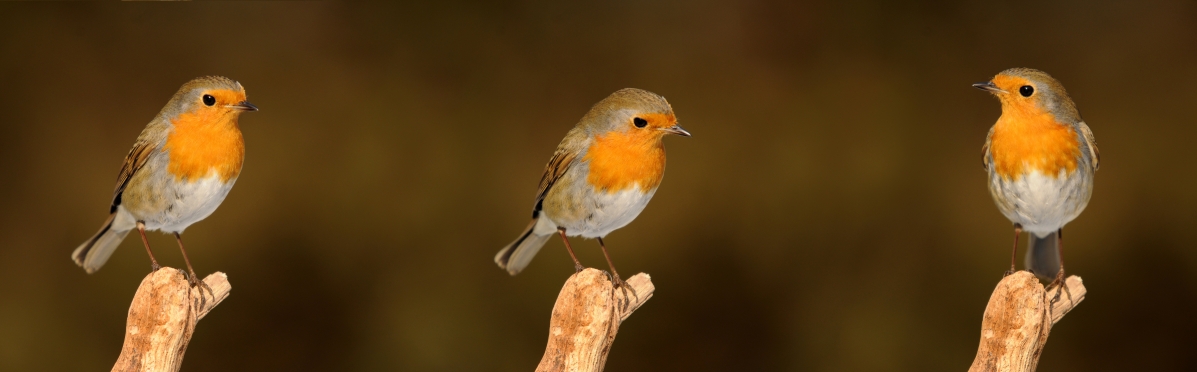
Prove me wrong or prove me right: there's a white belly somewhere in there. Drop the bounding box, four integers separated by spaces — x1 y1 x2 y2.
143 173 236 233
548 185 656 238
989 169 1091 236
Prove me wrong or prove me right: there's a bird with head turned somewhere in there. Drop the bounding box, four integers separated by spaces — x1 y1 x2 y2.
495 88 690 294
974 68 1099 299
73 76 257 298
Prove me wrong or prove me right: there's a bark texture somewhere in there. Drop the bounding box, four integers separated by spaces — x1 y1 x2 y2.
111 269 231 372
536 268 655 372
968 271 1086 372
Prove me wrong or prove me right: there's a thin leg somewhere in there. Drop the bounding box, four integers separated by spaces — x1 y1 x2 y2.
174 233 213 304
597 237 638 308
557 228 584 272
596 237 625 287
1047 228 1074 307
1054 228 1068 284
136 222 161 271
1006 223 1022 276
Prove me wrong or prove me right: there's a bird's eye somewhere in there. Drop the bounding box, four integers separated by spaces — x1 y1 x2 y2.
1019 85 1034 97
202 94 216 106
633 117 648 128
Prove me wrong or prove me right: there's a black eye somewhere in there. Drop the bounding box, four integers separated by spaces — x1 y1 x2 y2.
202 94 216 106
633 117 648 128
1019 85 1034 97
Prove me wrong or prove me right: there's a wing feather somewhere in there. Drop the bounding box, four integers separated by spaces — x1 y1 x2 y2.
981 126 995 171
533 148 578 214
1077 121 1100 171
109 139 155 213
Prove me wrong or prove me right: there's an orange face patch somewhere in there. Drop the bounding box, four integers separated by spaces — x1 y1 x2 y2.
584 126 667 193
163 92 246 182
991 75 1028 95
205 89 248 108
634 112 677 130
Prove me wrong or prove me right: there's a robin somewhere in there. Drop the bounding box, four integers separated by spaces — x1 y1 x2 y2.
974 68 1099 295
494 88 690 292
72 76 257 294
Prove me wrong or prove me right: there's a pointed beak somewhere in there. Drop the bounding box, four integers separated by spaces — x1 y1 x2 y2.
229 100 259 112
972 81 1005 94
660 124 691 137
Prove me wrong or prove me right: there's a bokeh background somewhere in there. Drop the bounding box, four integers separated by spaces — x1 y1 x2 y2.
1 1 1195 371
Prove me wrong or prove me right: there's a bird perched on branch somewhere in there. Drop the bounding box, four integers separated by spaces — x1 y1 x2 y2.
73 76 257 294
974 68 1099 293
495 88 690 291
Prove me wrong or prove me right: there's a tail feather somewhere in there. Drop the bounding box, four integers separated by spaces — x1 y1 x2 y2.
1025 232 1061 280
72 210 135 274
495 215 556 275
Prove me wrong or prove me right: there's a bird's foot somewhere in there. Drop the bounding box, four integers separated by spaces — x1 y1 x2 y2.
607 271 639 312
184 269 214 309
1045 270 1074 309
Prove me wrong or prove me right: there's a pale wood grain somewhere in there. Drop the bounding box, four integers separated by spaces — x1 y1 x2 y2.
111 269 231 372
969 271 1086 372
536 268 655 372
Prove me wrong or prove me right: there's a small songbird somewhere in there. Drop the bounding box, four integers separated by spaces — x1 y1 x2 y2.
495 88 690 289
974 68 1099 289
72 76 257 292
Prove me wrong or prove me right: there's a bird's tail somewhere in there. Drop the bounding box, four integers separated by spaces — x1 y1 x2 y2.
1025 231 1061 280
72 209 136 274
495 214 557 275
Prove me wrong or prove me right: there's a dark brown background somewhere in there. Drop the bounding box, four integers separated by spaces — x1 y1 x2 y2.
1 1 1194 371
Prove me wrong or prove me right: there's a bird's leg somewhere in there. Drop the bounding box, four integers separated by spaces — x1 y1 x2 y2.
557 228 584 273
1005 223 1022 277
1046 228 1074 308
174 232 213 306
598 237 637 309
136 222 161 272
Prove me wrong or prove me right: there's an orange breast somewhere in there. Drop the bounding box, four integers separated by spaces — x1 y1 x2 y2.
989 111 1080 180
584 130 666 193
163 110 245 182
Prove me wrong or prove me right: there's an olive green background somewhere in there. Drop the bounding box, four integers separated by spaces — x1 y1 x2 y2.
1 1 1194 371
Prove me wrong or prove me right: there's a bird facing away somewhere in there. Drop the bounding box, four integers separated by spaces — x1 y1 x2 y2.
495 88 690 289
974 68 1099 291
72 76 257 292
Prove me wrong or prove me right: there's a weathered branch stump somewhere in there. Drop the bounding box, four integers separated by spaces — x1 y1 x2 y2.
536 268 655 372
969 271 1086 372
111 268 231 372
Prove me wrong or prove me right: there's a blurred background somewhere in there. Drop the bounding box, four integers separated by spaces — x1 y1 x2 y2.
1 1 1195 371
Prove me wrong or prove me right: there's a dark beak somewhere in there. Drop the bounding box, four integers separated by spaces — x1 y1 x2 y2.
661 124 691 137
230 100 259 111
972 81 1005 94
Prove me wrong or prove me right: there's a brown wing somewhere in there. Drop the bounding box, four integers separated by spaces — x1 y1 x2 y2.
1077 121 1100 171
981 126 995 171
109 140 155 213
532 148 578 215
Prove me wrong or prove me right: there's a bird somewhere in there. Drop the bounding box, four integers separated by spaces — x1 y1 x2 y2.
72 76 257 294
494 88 690 291
974 68 1099 295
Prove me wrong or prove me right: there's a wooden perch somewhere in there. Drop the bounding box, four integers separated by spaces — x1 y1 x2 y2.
536 268 655 372
969 271 1086 372
111 268 231 372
